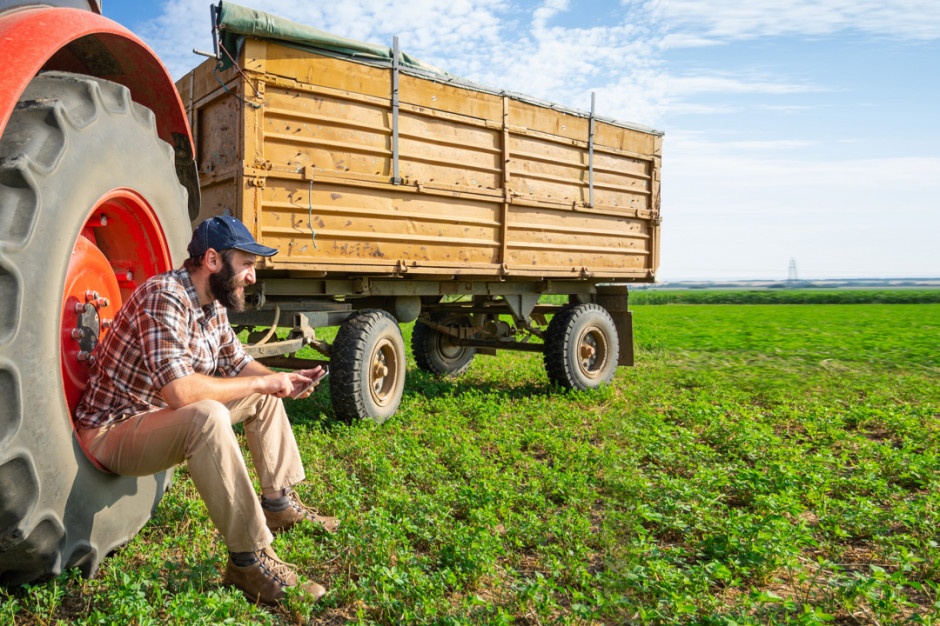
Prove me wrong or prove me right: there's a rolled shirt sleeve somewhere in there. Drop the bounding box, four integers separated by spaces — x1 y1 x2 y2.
138 290 198 390
215 311 254 378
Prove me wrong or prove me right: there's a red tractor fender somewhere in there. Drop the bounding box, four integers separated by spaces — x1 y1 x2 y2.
0 6 197 202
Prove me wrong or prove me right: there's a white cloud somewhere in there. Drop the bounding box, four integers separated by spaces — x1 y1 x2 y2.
655 0 940 41
668 74 828 97
532 0 570 29
722 140 817 151
760 104 815 114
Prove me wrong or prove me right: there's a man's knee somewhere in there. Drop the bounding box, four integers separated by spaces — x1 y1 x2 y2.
191 399 232 432
258 394 284 413
246 394 286 424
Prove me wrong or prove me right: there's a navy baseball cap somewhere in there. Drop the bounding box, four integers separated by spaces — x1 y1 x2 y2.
188 215 278 258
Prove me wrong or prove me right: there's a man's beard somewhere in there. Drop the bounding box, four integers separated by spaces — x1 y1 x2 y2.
209 259 246 312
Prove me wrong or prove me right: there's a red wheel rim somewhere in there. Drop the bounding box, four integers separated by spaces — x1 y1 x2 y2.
60 189 173 414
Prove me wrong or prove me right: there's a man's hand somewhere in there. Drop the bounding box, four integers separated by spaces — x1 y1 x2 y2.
288 366 327 399
161 363 328 408
255 371 301 399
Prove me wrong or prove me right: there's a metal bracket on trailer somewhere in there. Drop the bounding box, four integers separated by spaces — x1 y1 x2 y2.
243 335 307 359
231 308 355 359
596 285 634 366
501 293 540 324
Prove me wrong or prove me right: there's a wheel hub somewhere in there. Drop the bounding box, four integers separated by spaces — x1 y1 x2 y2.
433 317 473 365
576 326 608 379
73 301 101 354
372 359 389 379
369 338 399 407
61 235 122 407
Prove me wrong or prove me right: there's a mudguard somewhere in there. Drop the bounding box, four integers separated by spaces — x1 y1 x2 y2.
0 6 198 214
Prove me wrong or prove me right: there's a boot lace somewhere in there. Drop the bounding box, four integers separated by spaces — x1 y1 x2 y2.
287 489 316 519
257 550 293 587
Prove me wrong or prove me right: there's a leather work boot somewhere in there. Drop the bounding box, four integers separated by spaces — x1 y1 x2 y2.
224 546 326 605
263 489 340 534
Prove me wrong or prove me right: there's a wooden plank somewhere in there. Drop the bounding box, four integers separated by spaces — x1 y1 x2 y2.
507 220 651 241
261 200 501 228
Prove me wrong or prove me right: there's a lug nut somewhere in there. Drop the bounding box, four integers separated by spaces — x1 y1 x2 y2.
101 318 113 329
95 297 110 309
74 302 87 314
85 290 100 302
77 351 93 362
71 328 86 340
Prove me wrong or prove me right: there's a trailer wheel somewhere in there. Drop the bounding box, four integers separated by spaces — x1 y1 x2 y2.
330 310 406 423
0 72 190 584
412 315 476 377
543 303 619 390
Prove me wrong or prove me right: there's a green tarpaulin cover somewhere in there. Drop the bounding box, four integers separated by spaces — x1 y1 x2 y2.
217 1 446 76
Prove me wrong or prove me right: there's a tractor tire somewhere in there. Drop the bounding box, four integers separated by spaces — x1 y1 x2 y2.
411 314 476 377
543 303 619 390
0 72 190 584
330 310 406 424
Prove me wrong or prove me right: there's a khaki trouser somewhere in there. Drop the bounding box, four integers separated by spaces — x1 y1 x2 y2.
78 394 305 552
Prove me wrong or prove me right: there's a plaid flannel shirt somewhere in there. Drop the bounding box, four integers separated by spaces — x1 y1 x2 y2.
75 268 252 429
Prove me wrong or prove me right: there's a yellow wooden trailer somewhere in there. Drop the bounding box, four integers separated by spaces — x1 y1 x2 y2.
176 2 663 421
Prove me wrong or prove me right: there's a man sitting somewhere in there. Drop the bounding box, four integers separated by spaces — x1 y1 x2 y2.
75 215 337 604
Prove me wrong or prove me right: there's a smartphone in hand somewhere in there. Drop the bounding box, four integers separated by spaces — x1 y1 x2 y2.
292 367 328 398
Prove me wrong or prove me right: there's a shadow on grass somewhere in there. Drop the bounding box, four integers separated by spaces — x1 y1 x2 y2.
405 368 556 401
287 368 561 428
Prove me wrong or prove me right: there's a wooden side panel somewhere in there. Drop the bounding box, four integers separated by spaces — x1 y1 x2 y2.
398 112 502 190
257 176 501 271
198 179 240 225
263 85 391 179
506 205 650 273
398 72 504 123
177 38 662 280
195 95 242 180
262 44 392 101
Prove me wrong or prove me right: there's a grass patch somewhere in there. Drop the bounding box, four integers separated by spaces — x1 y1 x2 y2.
3 301 938 624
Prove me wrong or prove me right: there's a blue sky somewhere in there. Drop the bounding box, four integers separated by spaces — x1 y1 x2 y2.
105 0 940 281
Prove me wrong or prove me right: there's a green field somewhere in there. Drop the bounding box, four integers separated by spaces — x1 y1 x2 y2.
3 302 939 624
629 288 940 305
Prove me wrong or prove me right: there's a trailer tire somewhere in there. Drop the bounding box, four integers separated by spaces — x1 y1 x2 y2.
330 310 406 424
543 303 619 390
0 72 189 584
412 315 476 377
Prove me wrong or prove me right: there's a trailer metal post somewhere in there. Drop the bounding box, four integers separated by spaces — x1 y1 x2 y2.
500 95 511 271
588 91 595 208
210 3 220 59
391 35 402 185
